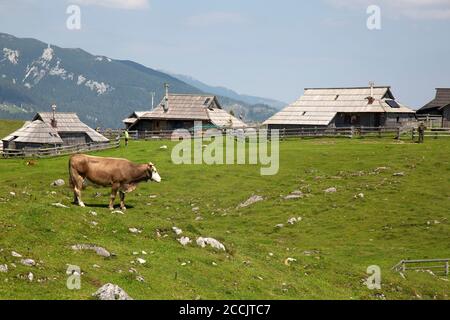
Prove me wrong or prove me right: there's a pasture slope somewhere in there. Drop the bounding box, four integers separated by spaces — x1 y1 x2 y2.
0 127 449 299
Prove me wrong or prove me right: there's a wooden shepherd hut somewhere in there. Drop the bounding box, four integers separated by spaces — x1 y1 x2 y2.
2 108 109 150
264 85 416 129
124 87 247 132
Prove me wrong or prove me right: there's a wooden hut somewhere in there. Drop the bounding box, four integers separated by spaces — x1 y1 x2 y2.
2 111 109 150
32 112 109 145
124 94 247 131
2 120 63 150
417 88 450 128
264 86 416 129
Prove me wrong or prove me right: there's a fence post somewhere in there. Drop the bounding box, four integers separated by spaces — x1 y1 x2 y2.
446 261 449 276
396 127 400 140
411 128 415 141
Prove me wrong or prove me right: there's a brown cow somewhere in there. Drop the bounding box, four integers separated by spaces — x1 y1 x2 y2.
69 154 161 210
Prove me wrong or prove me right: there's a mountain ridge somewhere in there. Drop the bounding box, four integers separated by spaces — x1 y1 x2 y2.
0 32 278 128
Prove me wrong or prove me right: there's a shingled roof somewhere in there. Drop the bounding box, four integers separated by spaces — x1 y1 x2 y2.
419 88 450 112
33 112 109 143
3 120 63 145
264 86 414 126
129 94 247 128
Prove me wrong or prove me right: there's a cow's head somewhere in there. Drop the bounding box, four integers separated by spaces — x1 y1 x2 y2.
147 163 161 183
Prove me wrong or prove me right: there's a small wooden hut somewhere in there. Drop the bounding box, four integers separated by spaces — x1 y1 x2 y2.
2 111 109 150
124 94 247 131
264 85 416 129
417 88 450 127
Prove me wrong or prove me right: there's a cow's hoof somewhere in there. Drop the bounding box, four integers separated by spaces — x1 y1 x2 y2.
109 207 114 211
79 202 86 208
120 207 127 211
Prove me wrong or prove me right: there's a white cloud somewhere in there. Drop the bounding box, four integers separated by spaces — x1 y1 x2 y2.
72 0 149 10
327 0 450 20
186 12 248 27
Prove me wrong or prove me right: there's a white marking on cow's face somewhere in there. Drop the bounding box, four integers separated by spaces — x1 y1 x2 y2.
150 166 161 183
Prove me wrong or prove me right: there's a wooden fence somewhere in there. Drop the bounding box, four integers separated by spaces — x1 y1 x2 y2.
1 140 120 159
393 259 450 276
99 126 450 141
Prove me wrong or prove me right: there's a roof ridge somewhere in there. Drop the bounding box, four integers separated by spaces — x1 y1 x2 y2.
305 86 391 90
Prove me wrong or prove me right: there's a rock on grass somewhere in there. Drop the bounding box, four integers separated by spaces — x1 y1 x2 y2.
92 283 133 300
196 237 226 251
71 244 111 258
238 195 264 208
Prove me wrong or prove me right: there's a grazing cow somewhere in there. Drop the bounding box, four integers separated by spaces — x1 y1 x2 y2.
69 154 161 210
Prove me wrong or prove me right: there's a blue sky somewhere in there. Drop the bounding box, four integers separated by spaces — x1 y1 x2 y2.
0 0 449 107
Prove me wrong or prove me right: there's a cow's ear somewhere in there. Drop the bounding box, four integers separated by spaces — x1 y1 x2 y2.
148 163 154 169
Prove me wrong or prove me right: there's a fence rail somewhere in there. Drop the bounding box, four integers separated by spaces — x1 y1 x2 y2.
99 126 450 140
392 259 450 276
1 140 120 159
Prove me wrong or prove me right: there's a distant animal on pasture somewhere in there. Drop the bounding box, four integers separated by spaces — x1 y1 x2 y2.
69 154 161 210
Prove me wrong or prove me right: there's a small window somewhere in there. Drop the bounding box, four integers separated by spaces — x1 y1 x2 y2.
302 111 307 116
204 98 211 105
334 95 339 101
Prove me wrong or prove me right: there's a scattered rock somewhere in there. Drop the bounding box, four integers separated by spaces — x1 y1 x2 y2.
284 258 297 266
284 191 304 200
196 237 226 251
51 179 65 187
92 283 133 300
287 217 302 225
275 224 285 229
112 210 125 215
354 193 365 199
178 237 192 246
324 187 337 194
393 172 405 177
238 195 264 208
192 207 200 212
374 167 389 173
136 275 145 282
136 258 146 265
28 272 34 282
11 251 22 258
90 211 98 216
129 228 142 234
20 259 36 267
172 227 183 236
10 192 16 197
71 244 111 258
52 202 69 209
0 264 8 273
160 145 168 150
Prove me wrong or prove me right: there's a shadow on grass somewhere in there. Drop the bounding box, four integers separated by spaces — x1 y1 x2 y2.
75 203 136 210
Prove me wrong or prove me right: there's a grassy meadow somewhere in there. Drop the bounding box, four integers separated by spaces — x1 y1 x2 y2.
0 127 449 300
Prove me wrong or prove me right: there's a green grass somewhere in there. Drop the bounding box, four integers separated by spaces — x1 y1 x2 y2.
0 119 24 138
0 135 449 300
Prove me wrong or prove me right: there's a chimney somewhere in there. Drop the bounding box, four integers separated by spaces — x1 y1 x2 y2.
163 83 169 112
367 81 375 105
51 104 57 128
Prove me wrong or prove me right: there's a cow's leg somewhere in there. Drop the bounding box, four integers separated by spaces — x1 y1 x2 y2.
71 173 85 207
109 183 120 211
119 191 126 211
